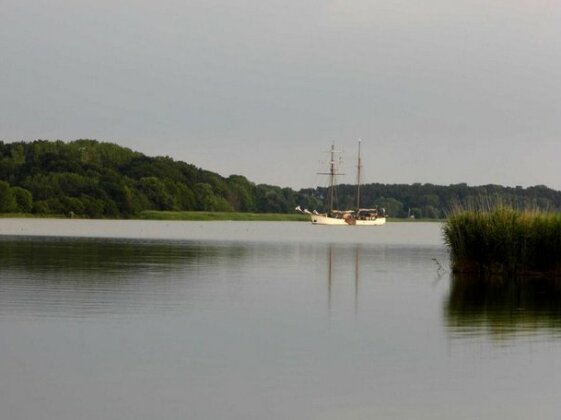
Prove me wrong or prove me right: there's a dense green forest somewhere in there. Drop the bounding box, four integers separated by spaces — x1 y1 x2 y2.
1 139 560 218
325 182 561 219
0 140 320 217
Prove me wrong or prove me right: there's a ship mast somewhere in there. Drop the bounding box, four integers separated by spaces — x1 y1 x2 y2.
329 145 336 212
317 144 344 213
356 140 362 210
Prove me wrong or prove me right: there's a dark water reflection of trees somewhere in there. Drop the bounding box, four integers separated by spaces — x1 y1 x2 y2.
445 274 561 339
0 237 254 318
0 236 248 278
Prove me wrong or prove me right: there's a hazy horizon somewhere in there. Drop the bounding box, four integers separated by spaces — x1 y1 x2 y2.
2 1 560 190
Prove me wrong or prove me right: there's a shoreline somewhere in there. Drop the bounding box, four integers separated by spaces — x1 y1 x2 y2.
0 211 443 222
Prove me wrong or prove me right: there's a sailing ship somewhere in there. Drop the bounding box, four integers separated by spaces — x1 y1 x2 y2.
298 141 386 226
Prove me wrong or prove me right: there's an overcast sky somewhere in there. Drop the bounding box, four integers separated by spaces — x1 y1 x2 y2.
1 0 560 190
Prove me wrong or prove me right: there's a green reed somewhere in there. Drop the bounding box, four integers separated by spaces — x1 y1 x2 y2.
443 206 561 277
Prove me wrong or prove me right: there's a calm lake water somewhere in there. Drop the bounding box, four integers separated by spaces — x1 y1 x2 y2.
1 219 561 419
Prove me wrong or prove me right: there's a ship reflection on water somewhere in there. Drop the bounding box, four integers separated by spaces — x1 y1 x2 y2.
325 245 362 318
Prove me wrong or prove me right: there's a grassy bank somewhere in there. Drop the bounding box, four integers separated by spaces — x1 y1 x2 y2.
2 211 431 222
0 211 309 221
0 213 66 219
443 207 561 277
139 210 310 221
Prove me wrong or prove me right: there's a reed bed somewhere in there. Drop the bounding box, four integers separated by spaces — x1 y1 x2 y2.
443 207 561 277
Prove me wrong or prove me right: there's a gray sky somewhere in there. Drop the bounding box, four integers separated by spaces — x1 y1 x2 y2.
1 0 560 190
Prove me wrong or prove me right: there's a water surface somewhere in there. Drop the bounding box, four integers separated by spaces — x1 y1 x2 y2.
1 220 560 419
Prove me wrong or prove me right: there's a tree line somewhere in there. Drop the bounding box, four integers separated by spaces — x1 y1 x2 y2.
325 182 561 218
1 140 560 218
0 140 320 217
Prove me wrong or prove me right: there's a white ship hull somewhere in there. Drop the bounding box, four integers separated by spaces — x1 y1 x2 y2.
311 214 386 226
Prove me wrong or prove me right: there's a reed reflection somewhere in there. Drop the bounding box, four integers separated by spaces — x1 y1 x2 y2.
445 273 561 340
